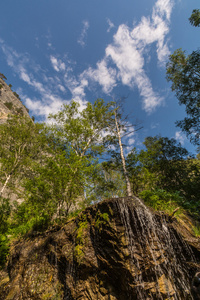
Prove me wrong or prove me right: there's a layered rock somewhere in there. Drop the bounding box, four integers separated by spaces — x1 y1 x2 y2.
0 197 200 299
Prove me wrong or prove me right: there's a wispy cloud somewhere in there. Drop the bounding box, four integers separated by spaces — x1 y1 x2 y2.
50 55 66 72
107 18 115 32
81 59 117 94
77 20 89 47
0 39 69 119
75 0 173 113
0 0 174 119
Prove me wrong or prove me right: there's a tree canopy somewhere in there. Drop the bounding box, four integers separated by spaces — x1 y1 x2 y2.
166 49 200 146
166 9 200 146
189 9 200 27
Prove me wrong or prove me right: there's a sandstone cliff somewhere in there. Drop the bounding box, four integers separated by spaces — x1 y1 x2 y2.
0 77 30 123
0 197 200 300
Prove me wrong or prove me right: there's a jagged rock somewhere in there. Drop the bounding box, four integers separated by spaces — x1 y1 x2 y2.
0 197 200 299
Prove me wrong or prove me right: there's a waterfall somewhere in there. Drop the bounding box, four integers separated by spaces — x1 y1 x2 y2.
116 197 196 299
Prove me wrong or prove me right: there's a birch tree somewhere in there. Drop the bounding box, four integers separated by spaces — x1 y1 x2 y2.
0 115 45 198
107 100 142 197
47 99 115 204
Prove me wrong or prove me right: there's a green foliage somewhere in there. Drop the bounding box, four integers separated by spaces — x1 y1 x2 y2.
48 99 117 206
13 91 21 100
139 189 184 215
189 9 200 27
16 107 23 115
127 136 189 191
0 115 46 196
0 235 9 268
4 102 13 110
85 162 126 203
192 224 200 237
166 49 200 145
74 214 88 263
94 211 109 231
166 10 200 146
48 99 114 159
127 136 200 218
0 84 3 89
0 73 7 80
8 84 12 89
0 198 11 267
12 202 51 236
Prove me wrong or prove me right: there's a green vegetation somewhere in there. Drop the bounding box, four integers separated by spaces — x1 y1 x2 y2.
4 102 13 110
126 136 200 218
15 107 23 115
139 189 183 215
74 214 88 263
94 211 110 231
189 9 200 27
166 9 200 146
0 73 7 80
0 198 11 265
13 91 21 100
1 21 200 271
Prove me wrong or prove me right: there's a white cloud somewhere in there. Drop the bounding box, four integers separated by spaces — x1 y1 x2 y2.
107 18 115 32
20 69 31 84
58 84 66 92
25 96 65 118
0 0 174 118
77 20 89 47
175 131 186 145
50 55 66 72
73 0 173 113
0 39 71 119
82 59 117 94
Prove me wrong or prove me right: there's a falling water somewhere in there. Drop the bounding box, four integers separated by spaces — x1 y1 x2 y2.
116 196 196 299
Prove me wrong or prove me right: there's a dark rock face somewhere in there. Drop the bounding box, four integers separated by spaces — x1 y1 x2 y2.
1 197 200 299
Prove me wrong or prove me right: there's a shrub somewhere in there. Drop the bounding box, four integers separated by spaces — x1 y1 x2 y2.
0 198 11 268
4 102 13 110
139 189 184 215
16 107 23 115
0 73 7 80
13 91 21 100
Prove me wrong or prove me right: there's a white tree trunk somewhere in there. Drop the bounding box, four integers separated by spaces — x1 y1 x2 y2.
114 112 132 197
0 174 11 197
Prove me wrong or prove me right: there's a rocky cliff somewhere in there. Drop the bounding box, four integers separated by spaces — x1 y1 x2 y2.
0 197 200 300
0 77 30 123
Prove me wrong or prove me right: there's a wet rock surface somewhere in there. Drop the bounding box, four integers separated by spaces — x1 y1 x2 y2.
0 197 200 299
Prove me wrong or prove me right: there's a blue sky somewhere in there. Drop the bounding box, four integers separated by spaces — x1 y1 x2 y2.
0 0 199 154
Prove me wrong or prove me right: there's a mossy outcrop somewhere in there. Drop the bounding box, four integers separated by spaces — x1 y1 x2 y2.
0 197 200 299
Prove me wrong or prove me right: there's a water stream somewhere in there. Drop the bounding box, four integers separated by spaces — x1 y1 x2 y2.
116 197 196 299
